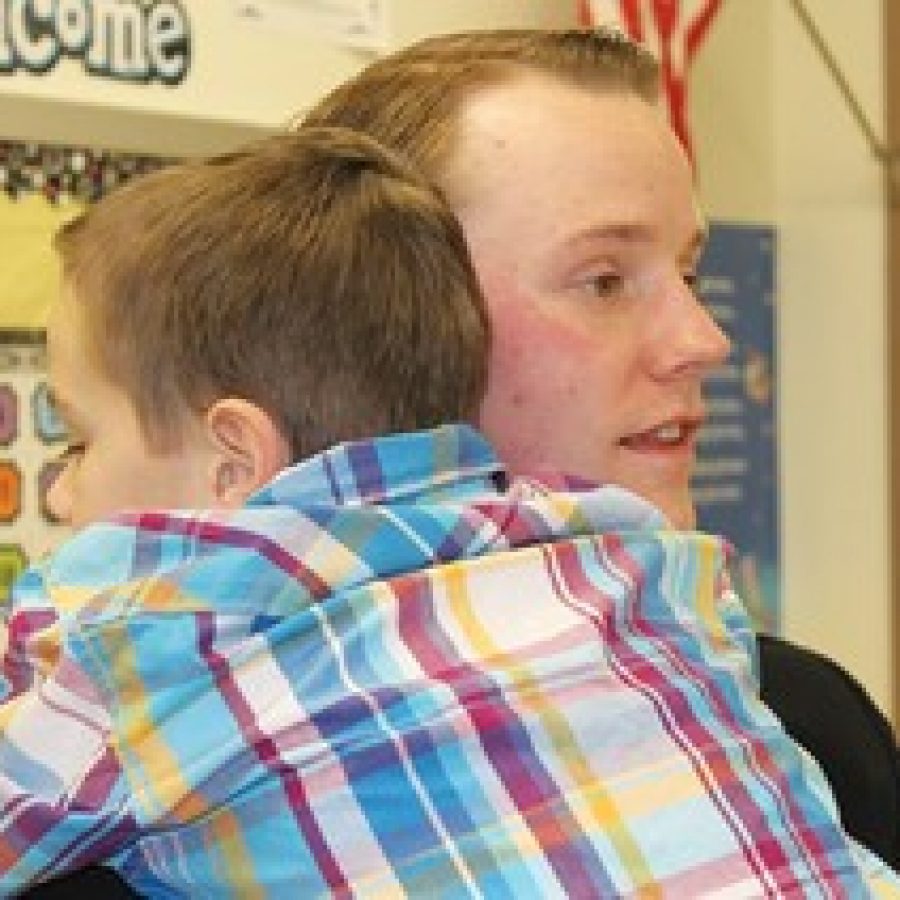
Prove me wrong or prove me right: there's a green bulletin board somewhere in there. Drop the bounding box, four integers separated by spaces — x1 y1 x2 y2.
0 141 171 602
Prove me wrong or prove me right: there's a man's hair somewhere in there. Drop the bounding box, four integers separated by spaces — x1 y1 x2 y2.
301 28 660 187
54 126 489 460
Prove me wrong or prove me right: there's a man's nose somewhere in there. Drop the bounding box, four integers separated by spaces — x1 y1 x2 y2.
649 275 731 378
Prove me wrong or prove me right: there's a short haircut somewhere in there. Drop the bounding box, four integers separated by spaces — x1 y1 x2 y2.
301 28 660 189
54 126 489 460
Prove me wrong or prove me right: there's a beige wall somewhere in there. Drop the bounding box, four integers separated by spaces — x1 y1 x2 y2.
694 0 892 718
0 1 573 156
692 1 775 223
776 1 890 718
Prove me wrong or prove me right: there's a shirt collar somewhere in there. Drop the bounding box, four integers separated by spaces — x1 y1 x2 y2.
248 424 504 508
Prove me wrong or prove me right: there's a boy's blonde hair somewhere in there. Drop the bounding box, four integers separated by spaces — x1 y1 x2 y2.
54 127 489 460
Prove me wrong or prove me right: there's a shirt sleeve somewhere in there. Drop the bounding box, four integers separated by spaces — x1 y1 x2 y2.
713 568 900 892
0 571 134 892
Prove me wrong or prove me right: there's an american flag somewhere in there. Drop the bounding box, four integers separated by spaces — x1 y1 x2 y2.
577 0 722 162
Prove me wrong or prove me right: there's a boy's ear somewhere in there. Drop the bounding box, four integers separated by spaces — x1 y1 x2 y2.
204 399 291 507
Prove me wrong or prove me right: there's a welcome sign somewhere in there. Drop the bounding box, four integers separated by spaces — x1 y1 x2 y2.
0 0 190 83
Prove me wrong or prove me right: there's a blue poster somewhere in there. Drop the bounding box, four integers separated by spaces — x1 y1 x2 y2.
694 222 779 633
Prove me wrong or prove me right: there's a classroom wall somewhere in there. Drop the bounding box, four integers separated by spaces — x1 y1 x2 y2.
694 0 893 718
0 198 79 328
776 1 891 719
0 1 573 156
692 1 775 223
1 1 893 716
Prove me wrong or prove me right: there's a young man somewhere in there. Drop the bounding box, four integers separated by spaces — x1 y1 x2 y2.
302 27 729 531
301 26 900 868
3 122 896 895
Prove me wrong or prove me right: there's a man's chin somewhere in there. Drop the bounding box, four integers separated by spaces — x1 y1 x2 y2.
635 484 696 530
670 502 697 531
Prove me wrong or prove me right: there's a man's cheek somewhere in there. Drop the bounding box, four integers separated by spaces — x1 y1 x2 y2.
489 324 574 404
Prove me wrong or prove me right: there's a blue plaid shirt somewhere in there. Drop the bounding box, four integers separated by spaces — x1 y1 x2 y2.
1 426 897 896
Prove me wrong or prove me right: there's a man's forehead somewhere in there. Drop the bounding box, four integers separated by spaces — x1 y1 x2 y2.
448 74 700 254
459 70 665 129
447 81 651 206
451 77 683 184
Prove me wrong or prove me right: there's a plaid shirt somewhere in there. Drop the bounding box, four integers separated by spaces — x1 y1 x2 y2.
1 426 897 897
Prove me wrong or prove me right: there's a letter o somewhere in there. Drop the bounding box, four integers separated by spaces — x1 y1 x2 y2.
54 0 89 54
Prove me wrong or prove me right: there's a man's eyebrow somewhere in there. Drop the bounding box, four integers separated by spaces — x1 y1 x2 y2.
561 222 709 255
563 222 655 248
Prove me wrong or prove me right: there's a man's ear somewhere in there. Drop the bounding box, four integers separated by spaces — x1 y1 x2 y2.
204 399 291 508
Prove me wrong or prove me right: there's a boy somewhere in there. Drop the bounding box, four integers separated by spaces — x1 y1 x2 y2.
2 126 897 896
43 127 487 528
5 125 490 894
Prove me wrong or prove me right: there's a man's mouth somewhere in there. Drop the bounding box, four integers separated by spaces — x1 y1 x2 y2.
619 419 701 452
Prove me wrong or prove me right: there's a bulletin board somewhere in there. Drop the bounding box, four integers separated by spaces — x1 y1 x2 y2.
0 331 68 597
0 184 79 599
694 221 779 634
0 141 172 603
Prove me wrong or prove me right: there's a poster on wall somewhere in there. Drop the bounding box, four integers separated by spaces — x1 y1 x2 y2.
0 1 191 84
0 140 172 604
694 221 779 633
0 330 68 598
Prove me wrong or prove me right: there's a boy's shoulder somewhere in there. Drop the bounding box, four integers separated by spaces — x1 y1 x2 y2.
11 514 229 622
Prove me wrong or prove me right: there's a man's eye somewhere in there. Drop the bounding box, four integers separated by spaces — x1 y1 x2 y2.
587 272 625 297
683 272 699 290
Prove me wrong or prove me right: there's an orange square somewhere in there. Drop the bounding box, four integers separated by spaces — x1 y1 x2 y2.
0 461 22 523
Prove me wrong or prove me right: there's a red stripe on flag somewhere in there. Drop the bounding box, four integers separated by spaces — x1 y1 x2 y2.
576 0 594 27
686 0 723 59
619 0 645 43
580 0 722 165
